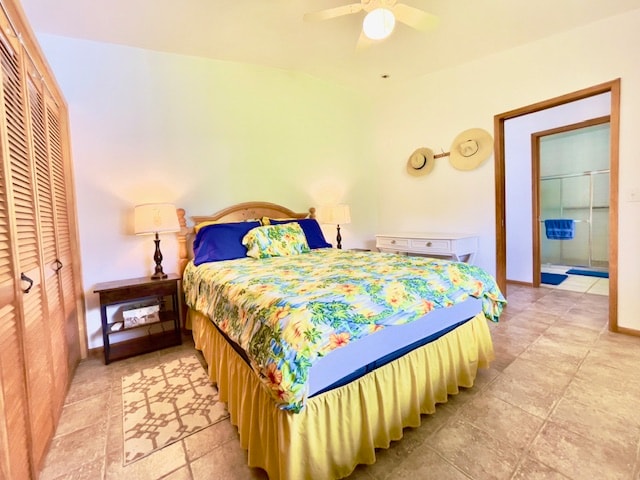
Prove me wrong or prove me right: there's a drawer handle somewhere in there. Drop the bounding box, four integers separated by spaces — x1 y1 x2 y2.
391 239 396 244
426 241 432 247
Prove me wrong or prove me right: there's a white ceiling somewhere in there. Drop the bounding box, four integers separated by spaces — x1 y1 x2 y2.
19 0 640 92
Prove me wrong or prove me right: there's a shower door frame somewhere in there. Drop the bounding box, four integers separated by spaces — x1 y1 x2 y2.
531 114 611 286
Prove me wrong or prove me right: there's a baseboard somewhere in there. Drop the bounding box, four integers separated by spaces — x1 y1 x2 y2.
612 325 640 337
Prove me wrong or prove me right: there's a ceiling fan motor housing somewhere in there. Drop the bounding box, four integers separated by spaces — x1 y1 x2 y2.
362 0 398 13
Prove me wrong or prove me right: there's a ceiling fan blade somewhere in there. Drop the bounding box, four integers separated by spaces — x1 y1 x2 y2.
392 4 439 31
304 3 364 22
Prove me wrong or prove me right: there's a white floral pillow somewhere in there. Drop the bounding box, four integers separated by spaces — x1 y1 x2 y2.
242 223 311 259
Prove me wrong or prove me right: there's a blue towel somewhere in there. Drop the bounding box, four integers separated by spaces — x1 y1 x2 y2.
544 219 575 240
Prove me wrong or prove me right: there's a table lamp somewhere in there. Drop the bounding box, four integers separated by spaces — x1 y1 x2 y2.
134 203 180 279
322 204 351 249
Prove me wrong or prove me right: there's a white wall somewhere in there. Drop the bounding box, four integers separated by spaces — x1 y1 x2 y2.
37 7 640 345
375 9 640 331
38 36 378 348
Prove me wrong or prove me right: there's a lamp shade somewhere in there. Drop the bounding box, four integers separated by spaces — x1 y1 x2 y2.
320 204 351 225
134 203 180 235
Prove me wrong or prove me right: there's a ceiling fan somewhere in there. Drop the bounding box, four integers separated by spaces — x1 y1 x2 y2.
304 0 439 47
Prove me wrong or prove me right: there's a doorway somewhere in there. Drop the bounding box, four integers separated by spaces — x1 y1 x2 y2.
532 116 611 290
494 79 620 332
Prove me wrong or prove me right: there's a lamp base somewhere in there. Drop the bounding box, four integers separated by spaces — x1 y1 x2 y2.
336 224 342 250
150 233 167 280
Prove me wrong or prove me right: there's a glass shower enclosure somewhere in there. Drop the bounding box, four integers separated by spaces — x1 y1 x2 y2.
539 121 610 271
540 170 609 268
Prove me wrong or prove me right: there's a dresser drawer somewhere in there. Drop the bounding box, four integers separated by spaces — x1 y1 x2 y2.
409 238 451 253
376 236 410 249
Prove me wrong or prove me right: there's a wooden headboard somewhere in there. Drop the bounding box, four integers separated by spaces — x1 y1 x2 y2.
177 201 316 275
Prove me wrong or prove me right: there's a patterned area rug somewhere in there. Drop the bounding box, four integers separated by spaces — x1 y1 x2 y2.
122 355 228 465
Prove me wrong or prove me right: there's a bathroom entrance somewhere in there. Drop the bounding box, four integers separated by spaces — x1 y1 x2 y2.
532 116 610 288
495 79 620 331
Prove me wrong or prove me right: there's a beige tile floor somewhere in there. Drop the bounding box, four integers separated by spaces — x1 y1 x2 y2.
40 284 640 480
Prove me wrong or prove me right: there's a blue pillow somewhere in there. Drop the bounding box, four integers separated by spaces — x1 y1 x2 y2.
193 221 261 265
268 218 332 249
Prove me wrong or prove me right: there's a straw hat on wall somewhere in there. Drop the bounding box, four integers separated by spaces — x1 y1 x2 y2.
449 128 494 171
406 147 435 176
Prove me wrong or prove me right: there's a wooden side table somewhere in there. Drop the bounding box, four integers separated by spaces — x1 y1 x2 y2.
94 274 182 364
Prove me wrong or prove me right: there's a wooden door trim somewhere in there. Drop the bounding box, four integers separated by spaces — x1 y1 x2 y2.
494 78 620 332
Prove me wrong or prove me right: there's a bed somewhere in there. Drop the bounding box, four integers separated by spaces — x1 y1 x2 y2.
176 201 505 480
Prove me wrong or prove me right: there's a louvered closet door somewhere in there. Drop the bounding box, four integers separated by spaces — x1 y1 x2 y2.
26 63 70 416
0 163 30 480
0 21 35 480
46 93 80 371
1 26 54 471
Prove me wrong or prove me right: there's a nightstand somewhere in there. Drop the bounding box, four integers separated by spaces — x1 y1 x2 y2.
94 274 182 364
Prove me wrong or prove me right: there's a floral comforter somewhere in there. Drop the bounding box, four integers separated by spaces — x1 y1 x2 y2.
183 249 506 412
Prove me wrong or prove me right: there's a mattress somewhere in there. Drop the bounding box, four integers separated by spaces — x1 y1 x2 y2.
197 296 481 398
308 296 482 395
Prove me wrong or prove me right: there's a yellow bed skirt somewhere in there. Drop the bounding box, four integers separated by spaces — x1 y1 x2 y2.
191 310 495 480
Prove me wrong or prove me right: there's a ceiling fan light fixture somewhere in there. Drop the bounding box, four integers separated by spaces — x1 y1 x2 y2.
363 8 395 40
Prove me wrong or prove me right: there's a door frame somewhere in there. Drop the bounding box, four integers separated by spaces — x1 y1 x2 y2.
494 79 620 332
531 116 611 288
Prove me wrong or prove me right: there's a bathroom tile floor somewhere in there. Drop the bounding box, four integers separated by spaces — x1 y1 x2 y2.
541 264 609 295
40 284 639 480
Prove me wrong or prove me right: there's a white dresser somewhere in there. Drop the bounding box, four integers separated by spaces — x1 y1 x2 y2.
375 233 479 263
